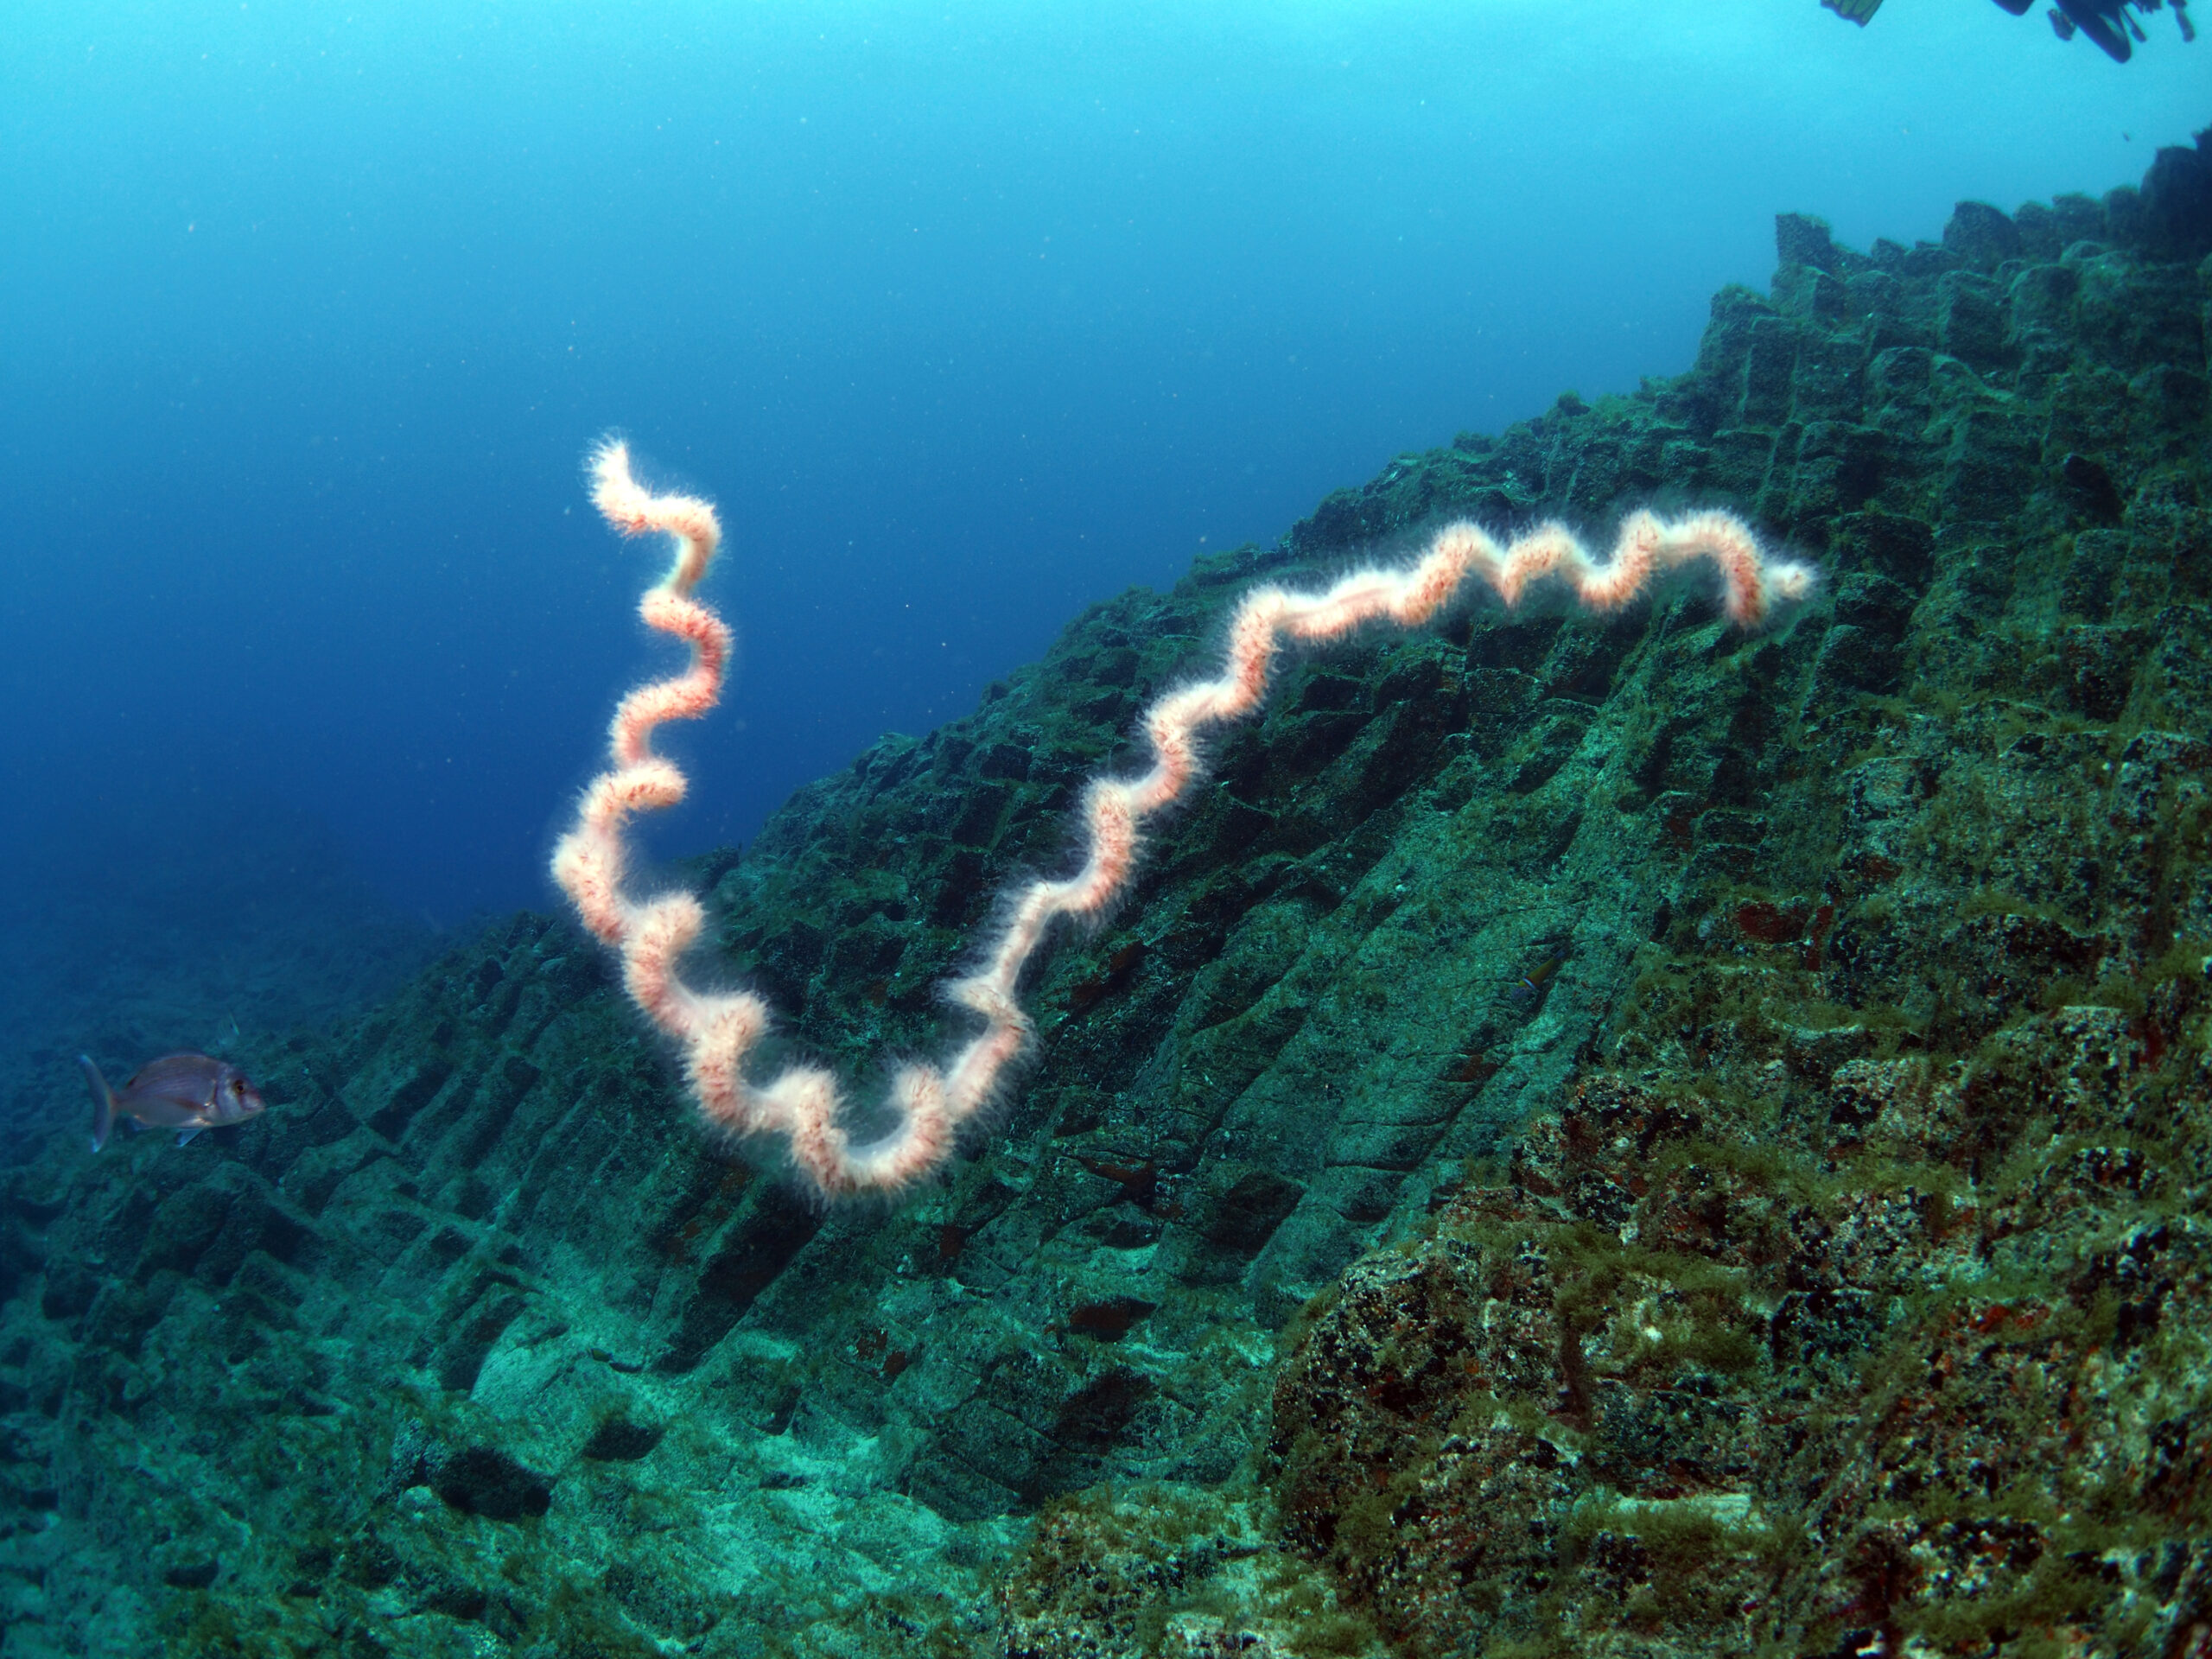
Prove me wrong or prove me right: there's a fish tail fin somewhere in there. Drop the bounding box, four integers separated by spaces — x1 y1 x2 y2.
79 1055 116 1153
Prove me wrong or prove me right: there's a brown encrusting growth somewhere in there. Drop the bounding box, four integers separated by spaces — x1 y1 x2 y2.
1273 1006 2211 1655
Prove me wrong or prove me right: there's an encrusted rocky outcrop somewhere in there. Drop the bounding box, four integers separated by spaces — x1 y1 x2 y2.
1 129 2207 1658
1272 1010 2210 1656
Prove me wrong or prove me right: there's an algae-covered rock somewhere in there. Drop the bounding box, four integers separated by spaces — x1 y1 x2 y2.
1 127 2208 1658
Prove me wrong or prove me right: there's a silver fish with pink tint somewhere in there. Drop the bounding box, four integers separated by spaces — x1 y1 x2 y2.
79 1053 266 1151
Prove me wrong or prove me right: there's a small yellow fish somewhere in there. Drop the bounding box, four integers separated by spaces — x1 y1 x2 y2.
1508 953 1567 1005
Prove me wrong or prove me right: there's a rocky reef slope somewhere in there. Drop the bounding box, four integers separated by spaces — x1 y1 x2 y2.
3 130 2209 1658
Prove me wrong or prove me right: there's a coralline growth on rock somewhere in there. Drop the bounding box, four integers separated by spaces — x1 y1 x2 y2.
556 442 1806 1197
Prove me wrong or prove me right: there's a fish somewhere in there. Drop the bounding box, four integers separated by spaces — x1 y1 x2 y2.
1507 953 1567 1004
79 1053 266 1152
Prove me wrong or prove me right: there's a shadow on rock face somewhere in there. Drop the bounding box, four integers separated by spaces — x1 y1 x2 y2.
396 1437 553 1522
429 1444 552 1521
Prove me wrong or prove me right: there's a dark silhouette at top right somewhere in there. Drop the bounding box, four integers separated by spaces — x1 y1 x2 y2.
1988 0 2195 61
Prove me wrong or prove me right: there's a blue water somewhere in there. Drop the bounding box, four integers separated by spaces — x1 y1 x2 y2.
0 3 2199 1021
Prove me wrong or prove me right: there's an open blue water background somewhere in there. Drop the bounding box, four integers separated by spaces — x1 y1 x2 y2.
0 1 2200 1109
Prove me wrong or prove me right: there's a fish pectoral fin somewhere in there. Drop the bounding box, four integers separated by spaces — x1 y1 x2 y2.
175 1128 205 1147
